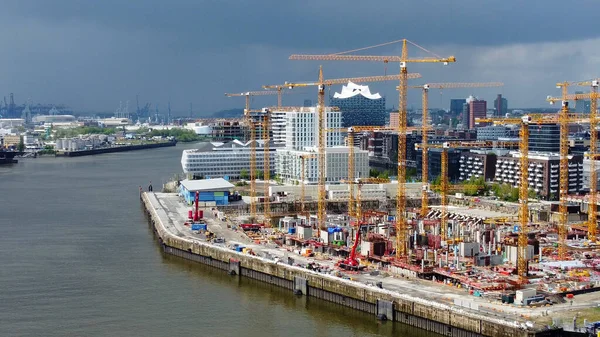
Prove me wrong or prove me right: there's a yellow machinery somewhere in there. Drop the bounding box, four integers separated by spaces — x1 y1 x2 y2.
573 80 599 241
264 68 422 235
410 82 504 217
225 91 281 221
289 38 456 258
299 153 317 215
547 86 598 259
476 115 557 280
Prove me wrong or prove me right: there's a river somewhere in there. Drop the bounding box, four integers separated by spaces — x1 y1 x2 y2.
0 143 440 337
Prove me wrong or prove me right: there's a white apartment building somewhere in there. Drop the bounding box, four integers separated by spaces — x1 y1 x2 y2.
270 110 288 145
582 158 600 192
181 139 276 179
276 146 369 184
282 107 343 151
274 106 369 183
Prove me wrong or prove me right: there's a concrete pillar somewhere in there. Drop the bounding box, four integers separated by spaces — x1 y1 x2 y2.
228 258 240 276
293 276 307 296
376 299 394 321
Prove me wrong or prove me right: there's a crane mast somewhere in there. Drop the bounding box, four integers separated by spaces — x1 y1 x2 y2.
247 96 258 220
557 83 570 260
396 40 409 257
518 118 530 280
421 86 429 218
589 83 599 241
263 108 271 224
317 66 327 233
348 129 356 218
440 147 448 240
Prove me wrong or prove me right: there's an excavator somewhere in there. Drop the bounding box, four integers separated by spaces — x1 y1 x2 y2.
337 224 367 271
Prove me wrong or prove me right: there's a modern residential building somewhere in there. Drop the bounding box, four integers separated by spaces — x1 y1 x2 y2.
493 94 508 117
282 107 342 151
476 125 509 140
494 152 584 200
274 106 368 183
458 150 502 182
529 124 560 153
270 110 288 145
276 146 369 184
211 120 244 141
582 158 600 192
415 148 463 182
330 82 386 127
181 139 276 179
450 99 467 115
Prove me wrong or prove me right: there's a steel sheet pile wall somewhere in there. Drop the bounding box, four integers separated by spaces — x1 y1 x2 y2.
142 192 550 337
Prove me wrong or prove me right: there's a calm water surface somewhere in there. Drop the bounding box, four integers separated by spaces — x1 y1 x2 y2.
0 143 440 337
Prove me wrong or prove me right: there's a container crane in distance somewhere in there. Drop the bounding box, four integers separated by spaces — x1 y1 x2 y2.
264 68 422 237
409 82 504 218
290 38 456 258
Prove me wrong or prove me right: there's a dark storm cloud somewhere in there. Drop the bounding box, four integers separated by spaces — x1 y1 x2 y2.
0 0 599 113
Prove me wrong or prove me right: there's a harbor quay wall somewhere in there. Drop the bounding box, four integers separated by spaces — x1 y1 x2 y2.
141 192 555 337
56 141 176 157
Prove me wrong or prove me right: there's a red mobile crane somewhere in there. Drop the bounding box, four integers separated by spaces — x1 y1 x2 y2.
337 224 366 271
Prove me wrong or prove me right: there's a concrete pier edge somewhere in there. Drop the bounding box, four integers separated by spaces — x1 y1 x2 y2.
141 191 562 337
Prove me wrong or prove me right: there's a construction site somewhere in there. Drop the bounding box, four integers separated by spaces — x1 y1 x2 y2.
161 39 600 335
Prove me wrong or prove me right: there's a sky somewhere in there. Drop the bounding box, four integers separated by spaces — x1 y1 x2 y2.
1 0 600 115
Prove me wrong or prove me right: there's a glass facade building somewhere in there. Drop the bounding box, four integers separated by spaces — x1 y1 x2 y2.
528 124 560 153
330 82 386 127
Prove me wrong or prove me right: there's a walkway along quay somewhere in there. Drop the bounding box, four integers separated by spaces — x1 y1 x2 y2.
141 192 564 337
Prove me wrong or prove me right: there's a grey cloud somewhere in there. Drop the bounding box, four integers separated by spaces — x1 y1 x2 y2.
0 0 599 113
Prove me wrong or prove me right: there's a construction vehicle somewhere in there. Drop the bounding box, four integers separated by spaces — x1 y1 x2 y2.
337 224 367 271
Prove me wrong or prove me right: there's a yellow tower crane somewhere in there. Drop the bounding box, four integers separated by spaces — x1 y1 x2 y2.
264 69 422 236
476 115 563 280
327 125 419 219
299 153 317 216
289 38 456 258
547 87 598 259
415 141 518 241
409 82 504 217
225 90 282 222
572 80 600 241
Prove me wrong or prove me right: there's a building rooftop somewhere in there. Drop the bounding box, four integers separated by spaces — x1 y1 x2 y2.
180 178 234 192
333 81 382 100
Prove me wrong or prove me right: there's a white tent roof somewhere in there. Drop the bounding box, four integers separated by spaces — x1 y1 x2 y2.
333 81 381 100
180 178 234 192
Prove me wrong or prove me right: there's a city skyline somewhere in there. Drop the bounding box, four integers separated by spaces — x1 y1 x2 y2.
0 1 599 113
